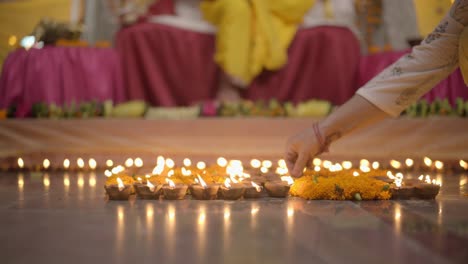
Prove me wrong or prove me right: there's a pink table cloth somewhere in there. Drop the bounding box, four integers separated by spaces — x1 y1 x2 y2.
358 50 468 104
0 46 125 117
117 23 360 106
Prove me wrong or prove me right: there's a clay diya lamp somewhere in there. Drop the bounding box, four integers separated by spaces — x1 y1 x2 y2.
190 175 220 200
414 182 440 199
243 181 264 199
390 185 416 200
219 178 245 200
105 177 133 200
163 179 188 200
264 176 294 198
134 180 162 200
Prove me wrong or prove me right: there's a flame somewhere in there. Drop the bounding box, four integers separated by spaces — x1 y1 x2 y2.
418 175 424 181
360 159 370 167
43 159 50 169
145 174 151 179
106 159 113 167
262 160 273 169
168 170 174 177
436 179 442 186
281 176 294 186
372 161 380 170
434 161 444 170
165 158 175 169
137 177 142 183
278 159 287 168
77 158 85 169
251 181 262 192
395 178 402 188
353 171 359 177
323 160 332 169
360 165 370 173
17 158 24 168
104 170 112 177
425 175 431 184
342 161 352 170
111 165 125 174
460 160 468 170
183 158 192 167
63 159 70 169
396 172 404 179
405 158 414 167
424 157 432 167
152 163 164 175
88 158 97 170
390 160 401 169
242 173 251 178
260 167 268 174
230 174 239 184
432 179 436 185
314 166 321 172
167 178 175 189
224 178 232 189
312 158 322 167
117 177 125 191
181 167 192 176
197 175 207 188
195 178 199 184
275 167 288 175
250 159 261 169
196 161 206 170
125 158 134 167
147 180 156 192
156 156 165 166
217 157 228 167
387 171 395 179
134 158 143 168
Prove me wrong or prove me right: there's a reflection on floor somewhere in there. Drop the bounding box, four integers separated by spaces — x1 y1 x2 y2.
0 171 467 264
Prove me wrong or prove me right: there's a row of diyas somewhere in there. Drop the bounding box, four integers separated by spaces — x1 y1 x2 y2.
10 156 468 172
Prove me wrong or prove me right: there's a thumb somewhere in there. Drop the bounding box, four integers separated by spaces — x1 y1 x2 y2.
292 151 308 177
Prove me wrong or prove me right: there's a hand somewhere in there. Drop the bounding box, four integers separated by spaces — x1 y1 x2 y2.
285 126 322 178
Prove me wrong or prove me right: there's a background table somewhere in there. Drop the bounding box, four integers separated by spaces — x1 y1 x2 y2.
0 47 125 117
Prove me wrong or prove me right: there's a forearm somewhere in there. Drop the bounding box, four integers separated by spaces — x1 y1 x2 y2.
318 94 389 147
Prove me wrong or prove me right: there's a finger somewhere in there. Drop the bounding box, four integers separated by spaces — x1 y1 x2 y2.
292 151 309 177
285 150 297 174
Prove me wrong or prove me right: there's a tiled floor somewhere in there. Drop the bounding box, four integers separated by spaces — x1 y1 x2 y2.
1 171 467 264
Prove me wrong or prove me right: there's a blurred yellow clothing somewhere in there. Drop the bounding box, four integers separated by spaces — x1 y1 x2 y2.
201 0 315 85
413 0 452 36
461 27 468 85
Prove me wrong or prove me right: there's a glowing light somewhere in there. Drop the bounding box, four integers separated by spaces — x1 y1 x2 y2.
198 211 206 225
106 159 113 167
353 171 359 177
287 207 294 218
156 156 165 166
43 174 50 187
89 174 97 187
77 175 84 188
216 157 227 167
460 160 468 170
165 158 175 169
146 205 154 219
43 159 50 169
342 161 352 170
196 161 206 170
424 157 432 167
396 172 404 179
323 160 332 169
434 160 444 170
390 160 401 169
77 158 85 169
134 157 143 168
229 174 239 184
281 176 294 186
20 36 35 50
168 170 174 177
387 171 395 179
104 170 112 177
313 158 322 167
18 174 24 188
117 177 125 191
64 174 70 187
166 178 175 189
147 180 156 192
314 166 321 172
251 181 262 192
278 159 287 168
250 159 261 168
251 207 259 216
360 159 370 167
183 158 192 167
88 158 97 170
275 167 288 175
111 165 125 174
168 206 175 221
17 158 24 169
224 178 232 189
372 161 380 170
432 179 437 185
145 174 151 179
197 175 207 188
395 178 402 188
224 207 231 220
360 165 370 173
137 177 143 183
262 160 273 169
8 35 17 46
125 158 134 167
418 175 424 181
63 159 70 169
405 158 414 167
152 163 164 175
260 167 268 174
181 167 191 176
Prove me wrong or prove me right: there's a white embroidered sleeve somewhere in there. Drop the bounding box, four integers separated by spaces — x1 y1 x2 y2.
356 14 465 117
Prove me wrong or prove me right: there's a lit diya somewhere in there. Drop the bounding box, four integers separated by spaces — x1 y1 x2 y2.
162 178 188 200
219 178 245 200
189 175 220 200
105 177 133 200
264 176 293 198
390 179 415 200
243 181 263 199
414 178 441 200
134 180 162 200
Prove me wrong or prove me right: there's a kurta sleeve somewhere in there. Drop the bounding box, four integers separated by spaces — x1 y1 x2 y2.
356 14 465 117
